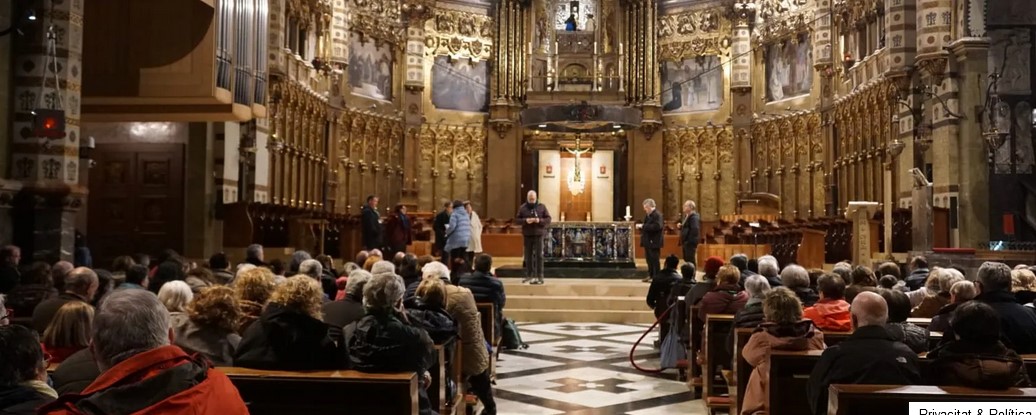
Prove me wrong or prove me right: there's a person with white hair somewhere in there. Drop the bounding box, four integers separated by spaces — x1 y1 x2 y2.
781 265 816 306
969 261 1036 354
756 255 782 288
640 198 664 283
516 190 551 285
157 280 193 329
735 275 772 329
297 259 323 281
323 269 372 345
37 290 247 414
806 291 921 415
344 272 436 414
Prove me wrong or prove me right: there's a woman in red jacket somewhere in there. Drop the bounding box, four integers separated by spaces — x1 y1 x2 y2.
41 301 93 364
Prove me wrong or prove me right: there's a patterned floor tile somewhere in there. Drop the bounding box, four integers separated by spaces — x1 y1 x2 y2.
495 398 566 415
495 367 688 409
495 353 565 374
517 338 654 362
520 322 648 338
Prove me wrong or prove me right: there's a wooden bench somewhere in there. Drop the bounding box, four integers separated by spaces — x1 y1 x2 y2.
429 343 465 415
475 302 501 404
821 329 942 349
219 367 419 415
829 384 1036 415
769 350 1036 415
703 314 735 414
732 327 753 415
687 304 703 397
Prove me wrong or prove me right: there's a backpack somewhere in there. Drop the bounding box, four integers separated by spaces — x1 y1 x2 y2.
500 318 528 350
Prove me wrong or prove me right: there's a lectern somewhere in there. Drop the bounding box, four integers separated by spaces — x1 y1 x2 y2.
845 201 880 266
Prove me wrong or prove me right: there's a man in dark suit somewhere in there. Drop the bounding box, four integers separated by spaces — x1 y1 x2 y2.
360 195 383 250
0 245 21 294
640 198 664 283
432 201 452 260
679 200 700 267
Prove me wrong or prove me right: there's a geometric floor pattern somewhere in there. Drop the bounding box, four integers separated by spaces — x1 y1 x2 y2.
494 323 707 415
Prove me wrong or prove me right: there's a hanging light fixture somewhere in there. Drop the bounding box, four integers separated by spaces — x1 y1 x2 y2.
983 72 1011 156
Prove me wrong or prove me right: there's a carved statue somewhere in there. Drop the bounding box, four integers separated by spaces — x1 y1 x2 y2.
909 167 931 189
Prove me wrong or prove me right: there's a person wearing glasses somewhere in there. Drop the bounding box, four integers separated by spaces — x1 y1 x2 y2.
0 324 57 413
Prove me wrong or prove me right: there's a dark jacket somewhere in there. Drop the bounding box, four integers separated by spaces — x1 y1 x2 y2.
516 202 552 237
405 304 458 345
971 290 1036 354
360 205 383 250
385 211 412 250
5 284 55 320
686 279 715 308
212 270 234 285
807 325 921 415
680 212 700 247
737 270 759 289
172 319 241 367
885 321 929 353
344 312 437 415
640 209 664 249
344 312 435 374
905 268 929 291
234 303 343 370
647 269 680 317
792 287 819 307
457 271 506 331
433 210 450 251
31 293 90 334
323 294 367 346
39 346 247 415
0 385 54 415
0 264 18 294
50 349 100 395
927 339 1031 389
734 299 765 329
928 302 960 334
1016 290 1036 306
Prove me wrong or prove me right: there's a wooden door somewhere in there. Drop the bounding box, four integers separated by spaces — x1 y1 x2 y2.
88 144 184 266
559 153 593 221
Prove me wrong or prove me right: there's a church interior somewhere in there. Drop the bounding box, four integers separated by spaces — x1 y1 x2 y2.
1 0 1036 413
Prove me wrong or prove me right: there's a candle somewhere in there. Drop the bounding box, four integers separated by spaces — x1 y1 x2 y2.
625 205 631 217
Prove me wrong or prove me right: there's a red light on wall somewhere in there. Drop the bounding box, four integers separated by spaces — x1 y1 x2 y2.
32 108 66 139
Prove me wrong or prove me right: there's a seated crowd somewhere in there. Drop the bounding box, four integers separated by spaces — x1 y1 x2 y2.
0 243 508 415
647 248 1036 415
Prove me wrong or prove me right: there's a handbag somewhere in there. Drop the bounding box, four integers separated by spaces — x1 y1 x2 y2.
659 309 686 369
501 318 528 350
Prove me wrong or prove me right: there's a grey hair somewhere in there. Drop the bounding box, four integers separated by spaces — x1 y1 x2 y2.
246 244 263 259
343 262 360 274
363 272 405 312
421 261 450 281
936 270 964 294
92 289 171 371
833 261 852 271
978 261 1013 293
758 256 779 278
345 270 373 297
298 259 323 280
289 250 312 274
780 265 809 289
950 280 977 302
683 200 696 210
642 198 656 208
65 267 98 296
744 275 772 299
371 260 396 277
157 280 193 313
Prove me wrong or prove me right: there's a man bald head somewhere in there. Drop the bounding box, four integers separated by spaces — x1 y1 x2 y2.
850 290 888 330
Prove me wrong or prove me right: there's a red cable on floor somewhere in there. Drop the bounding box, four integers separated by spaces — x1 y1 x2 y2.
628 303 675 374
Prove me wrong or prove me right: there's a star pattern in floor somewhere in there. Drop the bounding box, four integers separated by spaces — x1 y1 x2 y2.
492 322 706 415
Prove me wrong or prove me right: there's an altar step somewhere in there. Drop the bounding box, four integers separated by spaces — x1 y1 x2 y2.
501 278 655 324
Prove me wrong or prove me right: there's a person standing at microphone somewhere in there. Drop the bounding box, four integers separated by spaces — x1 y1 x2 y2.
517 190 551 285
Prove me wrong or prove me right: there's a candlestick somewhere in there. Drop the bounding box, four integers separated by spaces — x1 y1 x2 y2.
625 205 631 218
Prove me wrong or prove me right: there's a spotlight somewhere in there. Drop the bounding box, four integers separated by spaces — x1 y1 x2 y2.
27 9 36 21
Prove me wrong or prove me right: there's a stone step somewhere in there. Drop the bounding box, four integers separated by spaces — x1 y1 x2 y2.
501 278 649 297
505 308 657 324
507 294 648 311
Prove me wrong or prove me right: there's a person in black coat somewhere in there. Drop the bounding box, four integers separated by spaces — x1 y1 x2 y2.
953 262 1036 354
235 277 343 370
647 255 681 342
457 254 506 334
49 348 100 395
904 255 929 291
640 199 664 282
730 254 758 289
0 325 55 415
323 270 372 346
807 292 921 415
432 201 452 260
679 200 700 266
360 195 383 251
0 245 21 294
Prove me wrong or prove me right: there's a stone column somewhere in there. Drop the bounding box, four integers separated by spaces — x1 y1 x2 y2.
731 6 753 198
845 201 879 265
183 123 219 259
10 0 85 261
948 37 991 248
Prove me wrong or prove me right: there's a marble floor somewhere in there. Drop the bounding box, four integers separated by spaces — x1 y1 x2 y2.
491 322 706 415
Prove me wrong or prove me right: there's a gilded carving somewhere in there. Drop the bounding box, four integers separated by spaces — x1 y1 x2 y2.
425 7 493 60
